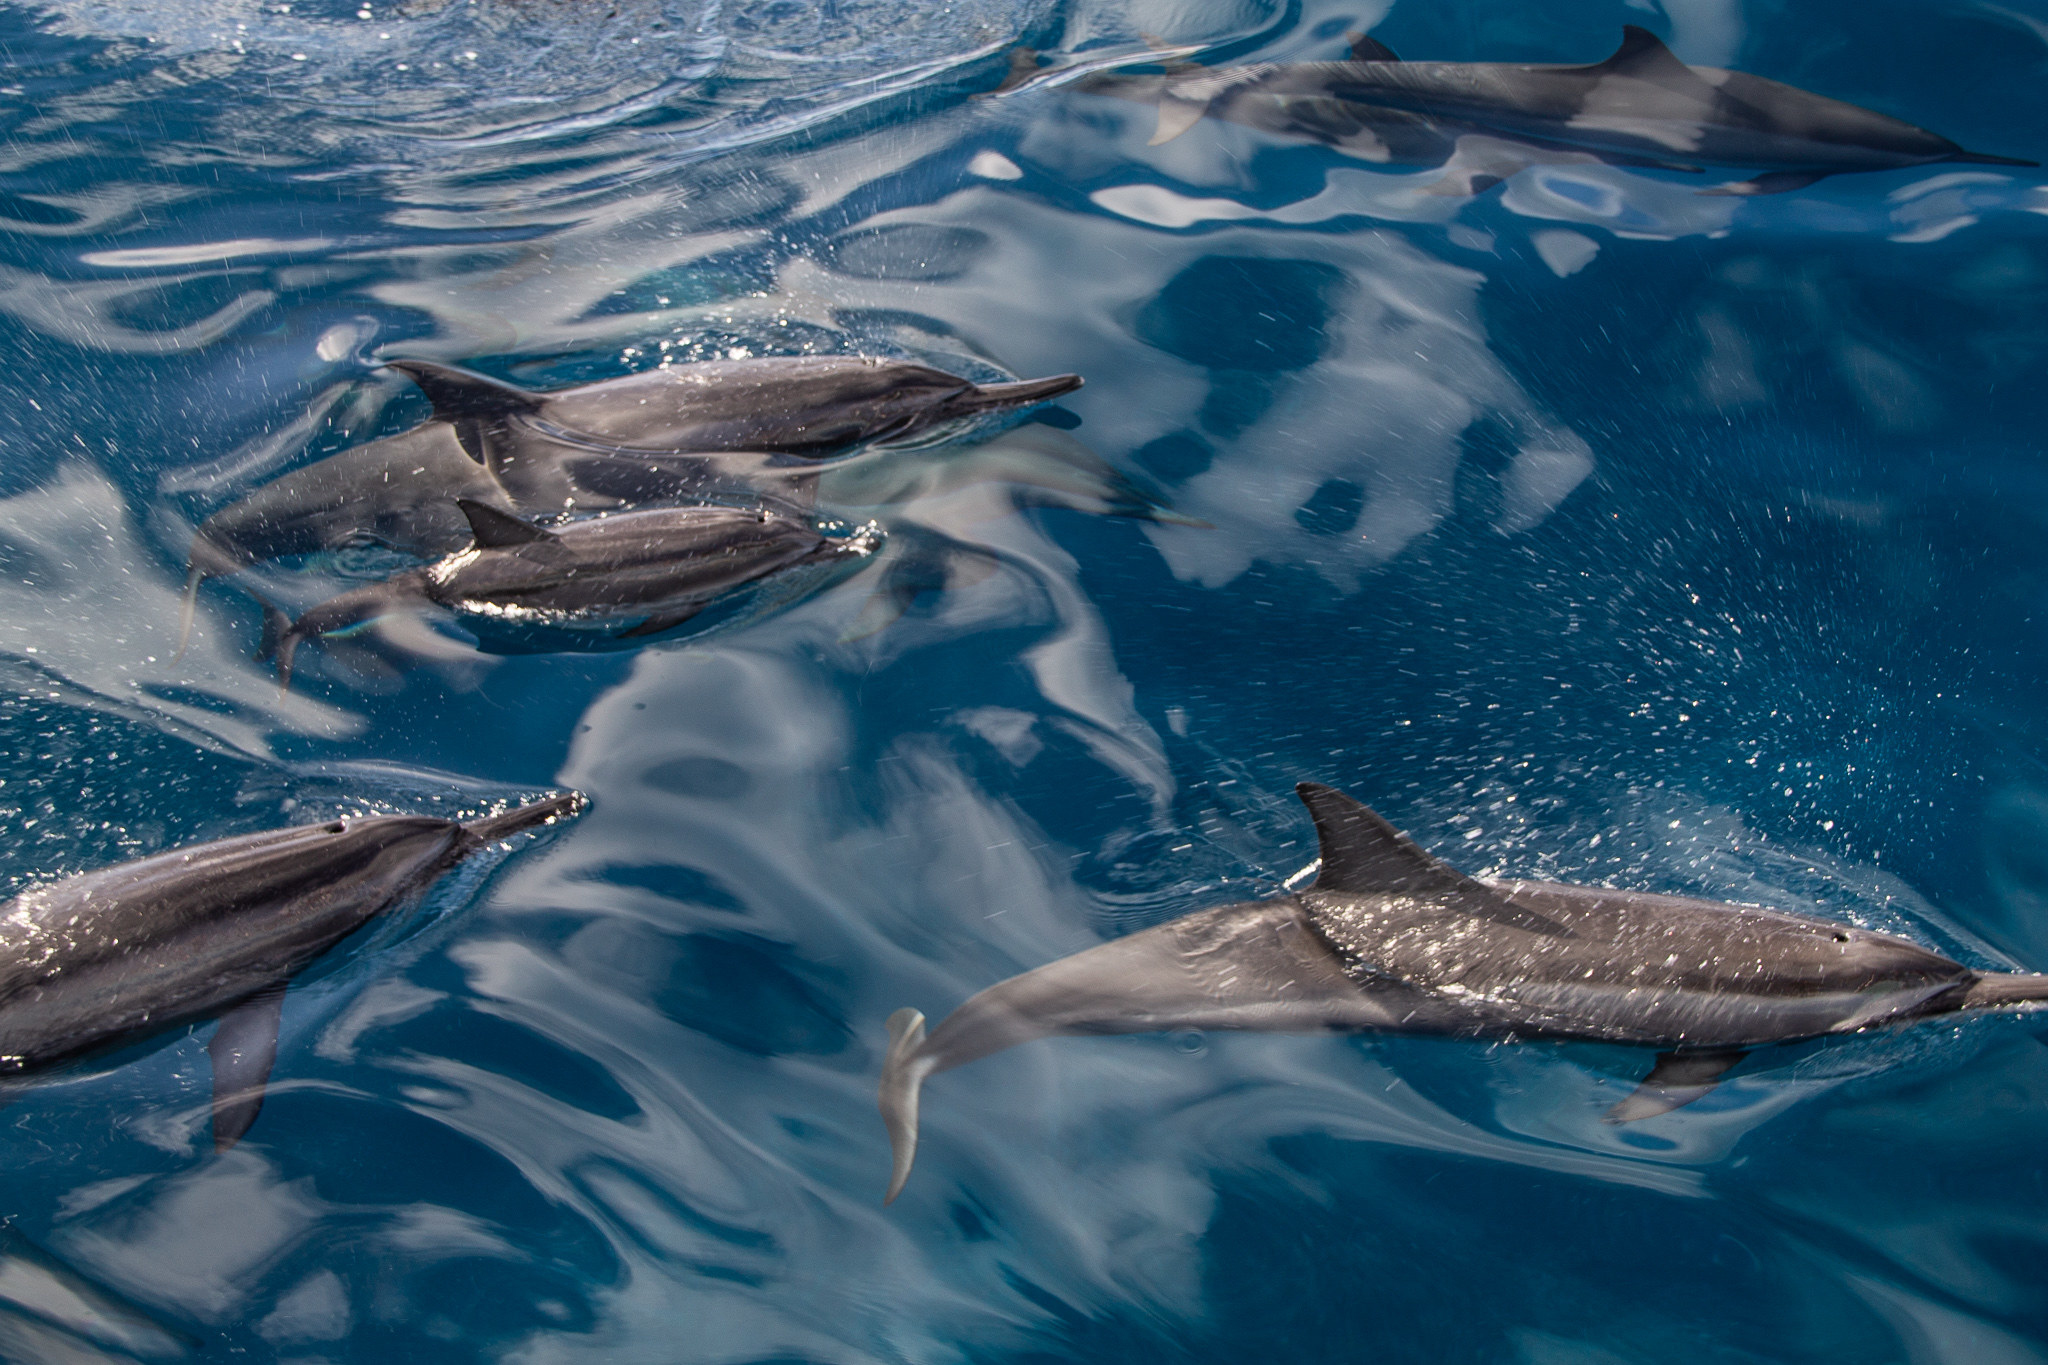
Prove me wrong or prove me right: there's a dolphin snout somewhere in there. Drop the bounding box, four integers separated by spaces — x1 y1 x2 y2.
953 373 1084 414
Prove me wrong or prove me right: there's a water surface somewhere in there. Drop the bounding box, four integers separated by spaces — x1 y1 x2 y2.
2 0 2048 1359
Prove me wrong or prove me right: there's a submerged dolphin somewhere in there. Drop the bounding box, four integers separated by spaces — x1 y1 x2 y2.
878 782 2048 1201
1075 26 2034 195
0 792 583 1150
268 499 881 687
177 355 1083 647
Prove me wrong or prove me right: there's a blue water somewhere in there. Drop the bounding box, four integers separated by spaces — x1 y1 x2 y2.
2 0 2048 1358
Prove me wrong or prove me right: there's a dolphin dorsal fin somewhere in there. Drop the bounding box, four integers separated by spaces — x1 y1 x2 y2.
1295 783 1574 935
385 360 544 423
1585 25 1700 85
456 499 554 548
1348 33 1399 62
1296 783 1484 896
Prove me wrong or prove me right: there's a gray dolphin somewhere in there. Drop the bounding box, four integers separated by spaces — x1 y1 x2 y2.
878 782 2048 1201
382 355 1084 462
177 356 1083 650
268 499 881 688
0 791 583 1151
1074 26 2033 195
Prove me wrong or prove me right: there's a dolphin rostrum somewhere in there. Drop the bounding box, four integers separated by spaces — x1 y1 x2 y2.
1076 26 2034 195
177 355 1082 649
0 791 583 1151
268 499 881 688
878 782 2048 1201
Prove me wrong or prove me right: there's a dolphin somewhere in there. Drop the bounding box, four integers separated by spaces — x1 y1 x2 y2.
176 356 1084 650
877 781 2048 1201
1075 26 2034 195
0 791 583 1151
267 499 881 688
381 355 1085 463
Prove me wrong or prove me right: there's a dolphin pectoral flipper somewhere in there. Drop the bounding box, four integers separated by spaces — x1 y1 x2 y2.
208 986 287 1151
1150 94 1211 146
1699 169 1831 196
1415 137 1537 196
1604 1048 1747 1123
1348 34 1399 62
174 566 206 664
616 607 704 639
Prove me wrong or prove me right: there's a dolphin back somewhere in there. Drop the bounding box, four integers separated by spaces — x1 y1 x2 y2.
0 815 470 1073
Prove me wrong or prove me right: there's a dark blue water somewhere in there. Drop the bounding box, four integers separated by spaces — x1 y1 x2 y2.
2 0 2048 1358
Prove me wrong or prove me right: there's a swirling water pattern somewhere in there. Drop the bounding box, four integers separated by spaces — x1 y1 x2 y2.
1 0 2048 1358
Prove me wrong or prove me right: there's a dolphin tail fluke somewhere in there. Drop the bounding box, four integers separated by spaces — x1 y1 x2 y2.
880 1008 933 1204
1962 973 2048 1009
249 596 304 695
272 633 301 697
461 791 589 844
1604 1048 1746 1123
268 580 416 693
173 565 205 665
176 530 253 665
254 597 292 664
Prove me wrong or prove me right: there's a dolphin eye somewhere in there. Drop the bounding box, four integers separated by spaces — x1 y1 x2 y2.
324 820 349 834
1832 931 1849 943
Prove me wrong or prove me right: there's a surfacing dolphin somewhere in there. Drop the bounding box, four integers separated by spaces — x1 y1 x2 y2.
382 356 1085 463
177 354 1084 648
878 781 2048 1201
268 499 881 688
0 792 583 1151
1073 26 2034 195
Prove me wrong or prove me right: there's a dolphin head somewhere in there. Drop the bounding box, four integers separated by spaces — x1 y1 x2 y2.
767 361 1084 453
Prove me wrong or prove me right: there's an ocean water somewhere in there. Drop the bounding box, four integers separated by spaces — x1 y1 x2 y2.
1 0 2047 1359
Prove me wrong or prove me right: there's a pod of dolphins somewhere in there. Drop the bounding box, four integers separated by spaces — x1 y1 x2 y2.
0 26 2037 1225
